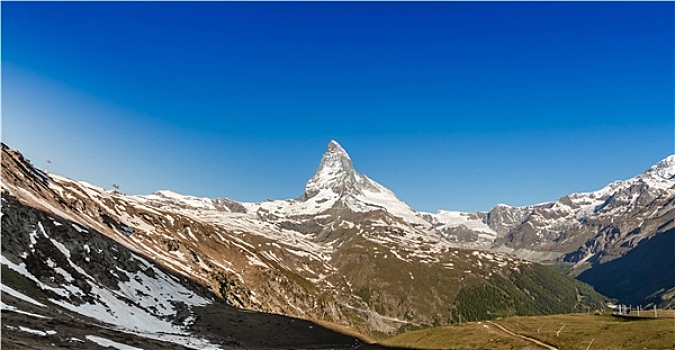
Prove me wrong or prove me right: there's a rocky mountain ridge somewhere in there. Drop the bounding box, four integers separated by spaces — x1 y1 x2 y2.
491 154 674 261
1 194 392 350
487 154 674 306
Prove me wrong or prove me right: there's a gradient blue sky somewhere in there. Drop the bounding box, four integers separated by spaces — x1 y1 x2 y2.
2 2 673 212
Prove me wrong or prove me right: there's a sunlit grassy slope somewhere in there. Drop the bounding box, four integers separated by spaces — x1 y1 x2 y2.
381 312 675 350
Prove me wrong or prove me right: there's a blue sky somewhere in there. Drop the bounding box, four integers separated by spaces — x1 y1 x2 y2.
2 2 673 212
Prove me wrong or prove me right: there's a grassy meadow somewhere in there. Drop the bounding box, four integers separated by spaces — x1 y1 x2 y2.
381 312 675 350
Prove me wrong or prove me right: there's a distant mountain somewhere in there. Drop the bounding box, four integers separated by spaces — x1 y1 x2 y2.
491 155 674 257
1 142 605 344
488 155 675 306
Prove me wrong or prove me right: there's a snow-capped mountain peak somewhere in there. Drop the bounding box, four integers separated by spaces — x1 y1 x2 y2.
644 154 675 180
303 140 361 198
327 139 350 158
274 140 424 225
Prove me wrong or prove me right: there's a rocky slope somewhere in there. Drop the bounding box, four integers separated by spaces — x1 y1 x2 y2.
1 142 606 342
1 193 389 350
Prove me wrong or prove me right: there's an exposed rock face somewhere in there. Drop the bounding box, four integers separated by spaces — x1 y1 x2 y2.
486 204 538 236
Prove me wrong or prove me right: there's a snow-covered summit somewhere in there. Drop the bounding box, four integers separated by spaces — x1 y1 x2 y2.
327 140 349 158
644 154 675 180
303 140 360 198
589 154 675 194
250 140 426 225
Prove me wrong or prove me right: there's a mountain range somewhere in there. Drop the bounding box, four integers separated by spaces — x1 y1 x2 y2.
1 140 672 349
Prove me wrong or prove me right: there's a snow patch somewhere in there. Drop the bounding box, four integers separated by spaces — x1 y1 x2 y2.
71 223 89 233
0 301 49 319
86 335 143 350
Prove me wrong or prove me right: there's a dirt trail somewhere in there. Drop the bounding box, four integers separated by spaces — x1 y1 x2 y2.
486 321 559 350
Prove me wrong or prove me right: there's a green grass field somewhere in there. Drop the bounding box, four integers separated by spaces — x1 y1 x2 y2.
381 312 675 350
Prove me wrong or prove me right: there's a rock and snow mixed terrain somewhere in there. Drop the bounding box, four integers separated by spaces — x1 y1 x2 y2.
487 155 675 306
132 140 496 248
491 154 675 260
1 193 222 349
1 140 671 348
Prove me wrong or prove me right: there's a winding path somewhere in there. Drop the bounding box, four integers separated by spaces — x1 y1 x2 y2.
486 321 559 350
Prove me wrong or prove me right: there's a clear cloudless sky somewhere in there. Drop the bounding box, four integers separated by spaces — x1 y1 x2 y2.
2 2 673 212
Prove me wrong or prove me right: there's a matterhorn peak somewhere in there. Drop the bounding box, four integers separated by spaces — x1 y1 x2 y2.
303 140 359 198
297 140 425 224
327 140 350 157
318 140 354 173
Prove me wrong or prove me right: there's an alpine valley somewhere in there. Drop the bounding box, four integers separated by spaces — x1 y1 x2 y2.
1 141 673 349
